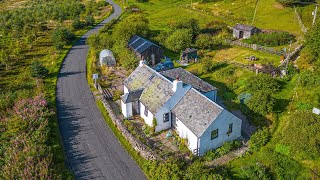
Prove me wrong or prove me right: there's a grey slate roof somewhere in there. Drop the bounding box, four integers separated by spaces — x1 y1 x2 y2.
172 88 223 137
121 89 143 103
128 35 161 54
160 67 217 93
234 24 256 31
123 65 174 113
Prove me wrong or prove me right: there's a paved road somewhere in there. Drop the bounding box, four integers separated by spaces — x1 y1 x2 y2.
56 1 146 179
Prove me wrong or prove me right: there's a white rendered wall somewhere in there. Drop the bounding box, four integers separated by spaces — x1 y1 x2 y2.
154 85 191 132
123 85 129 93
204 90 217 102
175 117 199 153
199 110 242 156
139 102 154 126
121 100 132 118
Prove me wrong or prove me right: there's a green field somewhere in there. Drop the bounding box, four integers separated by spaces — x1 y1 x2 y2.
120 0 304 36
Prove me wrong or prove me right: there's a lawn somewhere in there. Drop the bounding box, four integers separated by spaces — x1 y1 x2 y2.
207 46 281 66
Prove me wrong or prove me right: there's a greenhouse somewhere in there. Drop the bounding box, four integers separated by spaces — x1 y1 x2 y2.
99 49 116 67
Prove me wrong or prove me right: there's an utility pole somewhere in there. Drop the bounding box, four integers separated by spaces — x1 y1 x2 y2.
312 4 318 27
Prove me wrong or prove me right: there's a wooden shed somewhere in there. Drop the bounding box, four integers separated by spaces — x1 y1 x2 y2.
233 24 260 39
128 35 164 66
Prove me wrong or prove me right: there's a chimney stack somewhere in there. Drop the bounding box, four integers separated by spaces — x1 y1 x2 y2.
172 76 183 92
139 60 145 67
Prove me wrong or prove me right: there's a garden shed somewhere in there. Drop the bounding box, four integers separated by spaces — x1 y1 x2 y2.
233 24 260 39
99 49 116 67
128 35 164 66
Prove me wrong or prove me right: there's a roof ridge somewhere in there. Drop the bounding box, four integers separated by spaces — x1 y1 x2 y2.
191 87 224 110
178 67 216 90
143 65 173 85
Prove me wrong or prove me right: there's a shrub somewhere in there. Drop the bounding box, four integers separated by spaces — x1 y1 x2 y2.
72 17 84 29
85 15 95 26
30 61 49 79
51 27 75 50
195 34 220 50
239 162 272 180
249 127 271 151
247 90 275 115
276 0 314 6
201 57 215 74
243 32 295 47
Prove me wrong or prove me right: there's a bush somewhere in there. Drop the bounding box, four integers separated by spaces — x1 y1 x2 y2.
165 29 193 52
85 15 95 26
247 90 275 115
239 162 272 180
72 17 84 29
51 27 75 50
276 0 314 6
201 57 215 74
30 61 49 79
249 127 271 151
195 34 220 50
243 32 295 47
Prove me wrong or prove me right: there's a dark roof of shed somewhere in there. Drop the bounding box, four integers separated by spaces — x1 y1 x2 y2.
160 67 217 93
128 35 161 54
172 88 223 137
234 24 256 31
123 65 174 113
121 89 143 103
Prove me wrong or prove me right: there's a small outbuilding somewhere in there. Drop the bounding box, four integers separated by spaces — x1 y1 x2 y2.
99 49 116 67
128 35 164 66
180 48 198 63
233 24 260 39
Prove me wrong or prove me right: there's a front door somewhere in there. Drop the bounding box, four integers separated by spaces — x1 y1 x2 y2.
132 101 140 115
239 31 244 38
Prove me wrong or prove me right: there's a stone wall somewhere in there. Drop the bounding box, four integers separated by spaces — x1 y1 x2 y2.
99 95 161 161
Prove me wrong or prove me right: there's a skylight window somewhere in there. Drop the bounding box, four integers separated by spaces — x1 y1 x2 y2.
149 74 155 80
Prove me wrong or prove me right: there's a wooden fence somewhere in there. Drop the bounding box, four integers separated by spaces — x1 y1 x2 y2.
225 39 285 56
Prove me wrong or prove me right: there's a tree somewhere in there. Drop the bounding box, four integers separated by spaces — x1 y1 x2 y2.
247 90 275 115
165 29 192 52
169 18 200 38
51 27 74 50
30 61 49 79
246 74 280 93
195 34 219 50
112 14 149 45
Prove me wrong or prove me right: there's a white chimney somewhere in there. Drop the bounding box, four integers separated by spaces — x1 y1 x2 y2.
139 60 145 67
172 77 183 92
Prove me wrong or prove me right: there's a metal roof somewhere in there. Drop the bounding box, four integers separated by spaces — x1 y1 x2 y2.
234 24 257 31
128 35 161 54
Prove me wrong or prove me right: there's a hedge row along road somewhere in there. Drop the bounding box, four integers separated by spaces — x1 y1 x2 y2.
56 0 147 179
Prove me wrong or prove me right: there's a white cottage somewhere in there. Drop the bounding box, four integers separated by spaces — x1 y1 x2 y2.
121 61 242 156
